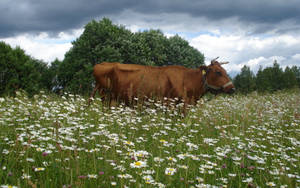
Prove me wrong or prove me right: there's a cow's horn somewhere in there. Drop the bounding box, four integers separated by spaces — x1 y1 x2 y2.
211 57 219 63
219 61 229 65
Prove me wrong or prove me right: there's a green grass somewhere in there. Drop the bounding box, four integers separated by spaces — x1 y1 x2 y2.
0 90 299 188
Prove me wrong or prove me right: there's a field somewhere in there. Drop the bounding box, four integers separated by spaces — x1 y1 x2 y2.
0 90 299 188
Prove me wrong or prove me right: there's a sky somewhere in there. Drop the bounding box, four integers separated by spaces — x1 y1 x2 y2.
1 0 300 75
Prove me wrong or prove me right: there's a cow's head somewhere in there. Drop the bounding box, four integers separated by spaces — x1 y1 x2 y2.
200 57 235 94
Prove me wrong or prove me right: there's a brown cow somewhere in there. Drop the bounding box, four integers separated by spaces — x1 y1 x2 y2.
88 58 235 105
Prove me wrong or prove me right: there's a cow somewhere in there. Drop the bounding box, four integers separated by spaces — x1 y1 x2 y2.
88 57 235 105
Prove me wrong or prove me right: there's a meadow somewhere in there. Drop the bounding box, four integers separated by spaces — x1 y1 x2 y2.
0 90 299 188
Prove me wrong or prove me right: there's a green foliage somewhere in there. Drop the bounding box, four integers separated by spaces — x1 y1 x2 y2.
233 65 256 93
0 42 51 96
289 66 300 88
167 35 204 68
128 29 168 66
57 18 205 94
234 61 300 93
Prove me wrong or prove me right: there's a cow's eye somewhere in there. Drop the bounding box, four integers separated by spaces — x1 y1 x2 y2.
216 71 222 76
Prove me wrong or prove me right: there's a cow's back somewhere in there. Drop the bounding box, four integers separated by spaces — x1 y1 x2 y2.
113 64 170 100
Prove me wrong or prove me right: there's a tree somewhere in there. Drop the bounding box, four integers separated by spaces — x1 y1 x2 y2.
233 65 256 93
290 66 300 88
128 29 168 66
166 35 204 68
256 66 268 92
270 61 284 91
0 42 50 96
255 61 285 92
282 66 297 89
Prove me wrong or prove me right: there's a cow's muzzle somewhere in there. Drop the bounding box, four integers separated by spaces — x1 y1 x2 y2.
223 81 235 94
206 81 235 93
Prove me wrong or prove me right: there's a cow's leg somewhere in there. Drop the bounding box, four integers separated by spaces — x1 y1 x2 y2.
88 83 100 106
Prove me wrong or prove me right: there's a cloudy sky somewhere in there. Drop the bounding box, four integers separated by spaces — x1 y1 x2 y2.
1 0 300 75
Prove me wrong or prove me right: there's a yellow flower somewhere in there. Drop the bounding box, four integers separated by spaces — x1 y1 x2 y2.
34 167 45 172
266 182 276 187
165 168 176 175
130 160 147 168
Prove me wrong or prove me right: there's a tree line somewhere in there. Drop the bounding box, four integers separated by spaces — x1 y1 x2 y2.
0 18 299 96
233 61 300 93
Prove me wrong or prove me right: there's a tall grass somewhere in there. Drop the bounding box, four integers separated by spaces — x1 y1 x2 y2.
0 90 299 187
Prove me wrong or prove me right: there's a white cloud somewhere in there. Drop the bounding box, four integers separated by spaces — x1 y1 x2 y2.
292 54 300 60
189 33 300 74
1 29 83 63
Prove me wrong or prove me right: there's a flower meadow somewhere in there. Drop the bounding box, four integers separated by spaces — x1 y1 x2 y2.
0 90 299 188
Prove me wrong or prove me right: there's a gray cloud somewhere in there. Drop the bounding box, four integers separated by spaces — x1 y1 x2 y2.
1 0 300 37
2 0 300 74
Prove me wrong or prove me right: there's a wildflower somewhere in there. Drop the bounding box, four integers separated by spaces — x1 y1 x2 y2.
222 163 227 169
177 153 188 160
26 158 35 162
196 177 204 182
242 177 253 183
130 160 147 168
99 171 104 175
78 175 87 179
0 185 18 188
232 156 241 161
111 182 117 186
36 147 44 152
166 157 177 163
134 150 150 158
34 167 45 172
143 175 154 184
124 141 134 146
154 157 164 162
87 174 98 179
142 170 155 174
21 173 31 179
165 168 176 176
155 182 166 188
266 182 276 187
207 170 215 174
186 142 198 150
117 174 133 179
2 149 9 155
177 165 188 169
